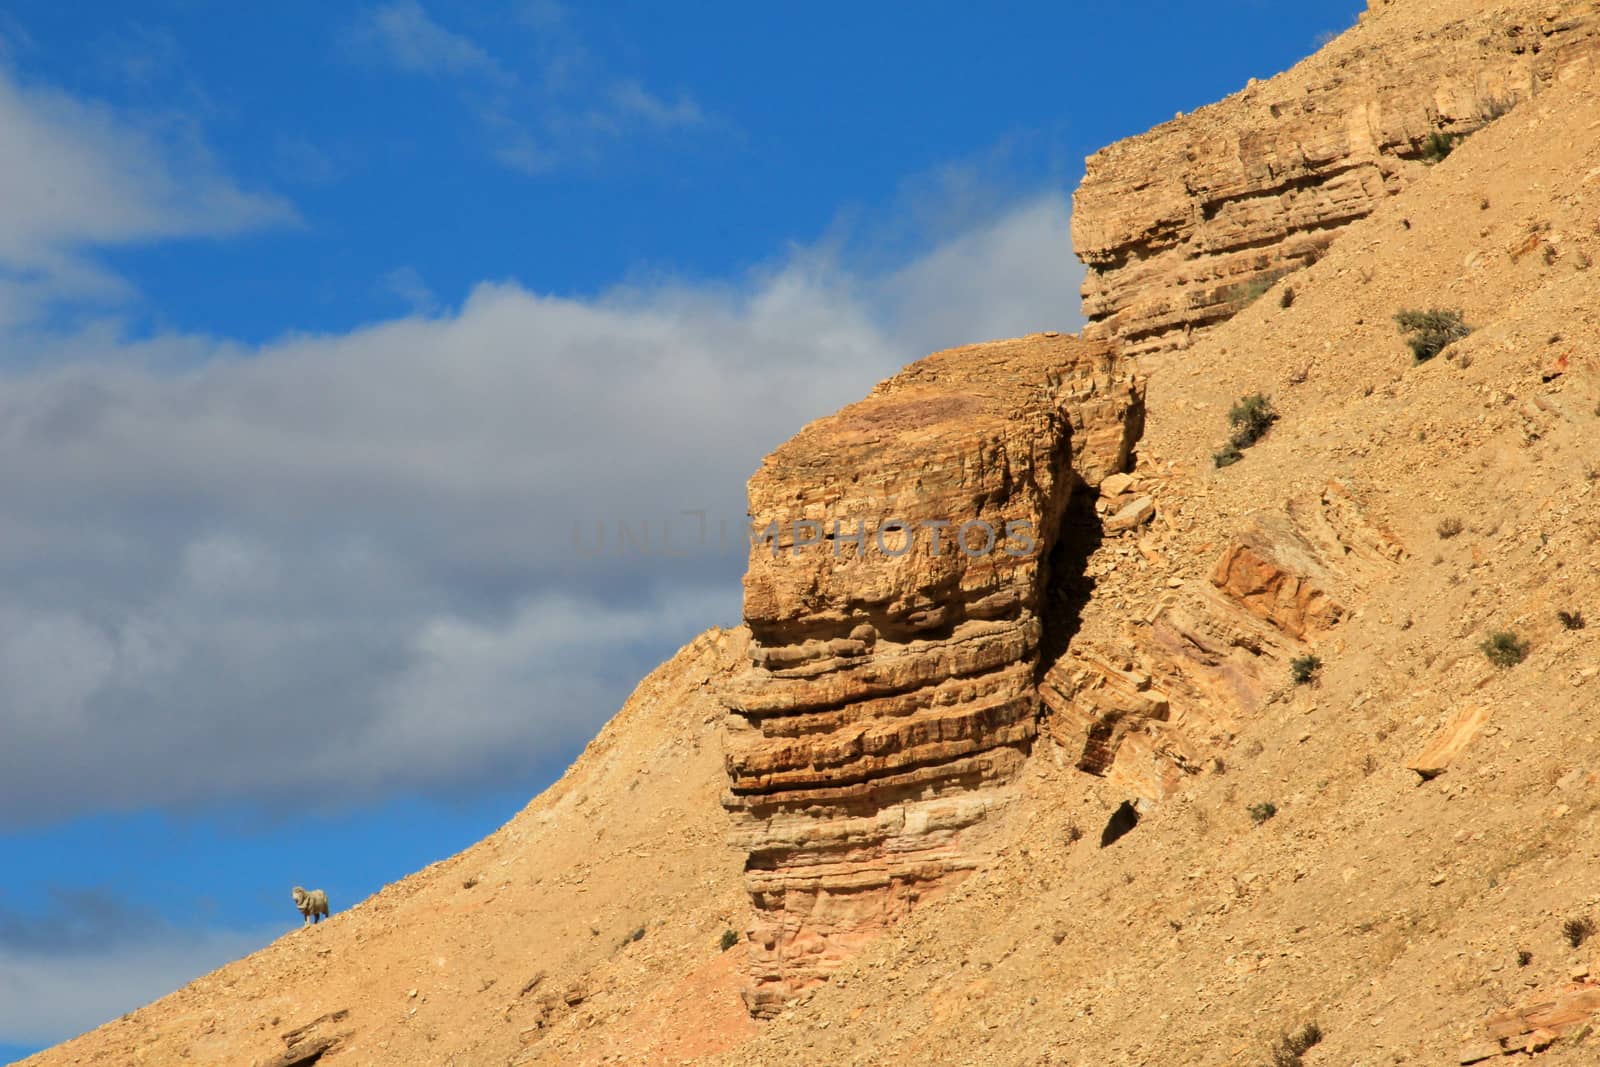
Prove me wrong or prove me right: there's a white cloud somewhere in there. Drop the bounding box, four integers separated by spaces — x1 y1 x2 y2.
0 62 290 329
608 81 705 129
379 265 437 313
0 190 1084 824
356 0 512 84
880 196 1083 355
350 1 713 174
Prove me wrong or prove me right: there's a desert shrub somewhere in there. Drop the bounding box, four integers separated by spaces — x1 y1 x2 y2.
1564 915 1595 948
1270 1022 1325 1067
1248 801 1278 825
1233 276 1274 304
1230 269 1294 307
1480 630 1528 668
1214 444 1243 468
1064 819 1084 844
720 928 739 952
1395 308 1472 363
1290 654 1322 685
1517 949 1533 966
462 876 479 889
1558 609 1586 631
1228 393 1279 448
1436 516 1464 539
1279 286 1296 309
1482 94 1516 120
1420 131 1459 163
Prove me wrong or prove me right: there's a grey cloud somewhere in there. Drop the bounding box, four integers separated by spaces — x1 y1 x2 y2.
0 919 279 1046
0 192 1083 826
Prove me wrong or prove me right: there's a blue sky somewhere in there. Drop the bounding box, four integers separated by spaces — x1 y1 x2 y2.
0 1 1363 1058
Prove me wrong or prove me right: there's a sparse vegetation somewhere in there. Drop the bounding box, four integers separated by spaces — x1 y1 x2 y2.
1269 1021 1325 1067
1518 948 1533 967
1229 269 1293 307
1480 630 1528 668
1279 285 1296 309
1420 130 1460 163
1395 308 1472 362
1558 609 1586 631
462 876 479 889
1229 393 1279 447
1233 276 1275 304
1564 915 1595 949
1064 819 1084 844
1290 654 1322 685
1482 94 1516 120
1213 443 1243 468
1248 801 1278 825
720 928 739 952
1436 516 1464 539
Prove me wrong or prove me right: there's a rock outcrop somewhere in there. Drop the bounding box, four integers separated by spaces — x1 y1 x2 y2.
721 333 1145 1016
1071 0 1600 356
1041 480 1404 799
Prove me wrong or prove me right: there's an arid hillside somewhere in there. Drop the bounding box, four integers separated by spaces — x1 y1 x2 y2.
18 629 762 1066
716 38 1600 1067
20 1 1600 1065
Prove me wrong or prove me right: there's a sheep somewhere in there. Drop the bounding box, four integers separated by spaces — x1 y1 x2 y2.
291 886 330 925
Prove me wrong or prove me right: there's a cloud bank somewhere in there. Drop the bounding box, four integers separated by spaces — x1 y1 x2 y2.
0 46 1085 827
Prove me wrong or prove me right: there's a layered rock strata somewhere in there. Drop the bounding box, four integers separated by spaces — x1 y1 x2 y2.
1072 0 1600 356
1042 481 1404 799
721 333 1145 1017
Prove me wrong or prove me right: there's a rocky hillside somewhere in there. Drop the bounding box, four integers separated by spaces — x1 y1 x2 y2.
20 1 1600 1064
1074 0 1600 357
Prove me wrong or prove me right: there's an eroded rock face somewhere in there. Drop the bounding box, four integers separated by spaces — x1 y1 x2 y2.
1071 1 1600 356
1042 481 1404 800
721 333 1144 1017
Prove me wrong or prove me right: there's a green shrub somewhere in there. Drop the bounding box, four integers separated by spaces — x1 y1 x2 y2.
1480 630 1528 668
1213 444 1243 468
1558 609 1586 631
1564 916 1595 948
1270 1022 1325 1067
1420 131 1459 163
1228 393 1279 447
1290 654 1322 685
1482 94 1516 120
1394 308 1471 363
720 928 739 952
1248 801 1278 825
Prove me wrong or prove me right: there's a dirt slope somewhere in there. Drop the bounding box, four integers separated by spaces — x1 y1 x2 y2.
19 628 756 1067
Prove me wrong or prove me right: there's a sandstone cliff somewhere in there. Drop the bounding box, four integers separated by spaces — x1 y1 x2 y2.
1072 0 1600 356
721 333 1145 1015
